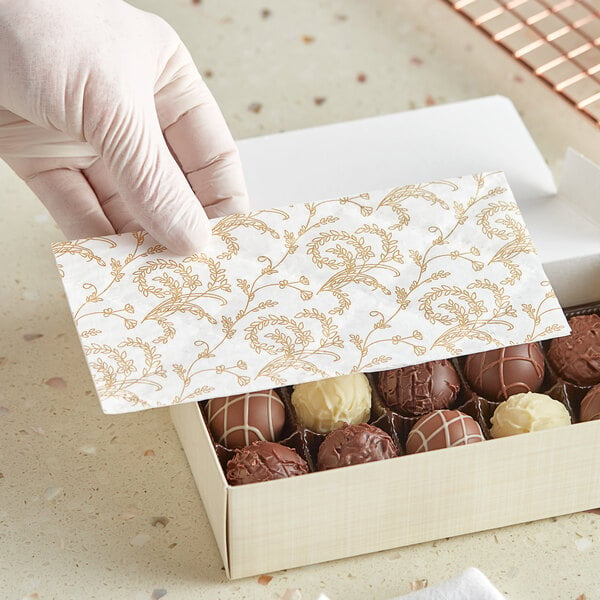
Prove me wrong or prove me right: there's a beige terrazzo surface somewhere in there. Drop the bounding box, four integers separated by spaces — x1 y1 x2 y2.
1 1 599 599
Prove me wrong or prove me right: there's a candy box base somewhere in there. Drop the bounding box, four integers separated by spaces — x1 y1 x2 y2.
170 401 600 579
167 96 600 579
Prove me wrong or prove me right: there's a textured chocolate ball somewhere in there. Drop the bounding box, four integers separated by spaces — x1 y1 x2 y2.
317 423 398 471
376 360 460 417
490 392 571 438
580 384 600 422
226 441 309 485
547 314 600 386
206 390 285 449
291 373 371 434
464 343 545 402
405 410 484 454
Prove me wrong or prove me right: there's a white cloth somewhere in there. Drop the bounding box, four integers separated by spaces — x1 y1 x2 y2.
393 568 506 600
316 568 506 600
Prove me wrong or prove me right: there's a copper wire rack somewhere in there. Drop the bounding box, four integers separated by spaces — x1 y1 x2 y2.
445 0 600 125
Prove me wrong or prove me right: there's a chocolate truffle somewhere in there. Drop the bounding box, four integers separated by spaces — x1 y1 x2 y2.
464 343 545 402
406 410 484 453
226 441 309 485
377 360 460 417
490 392 571 438
206 390 285 449
547 314 600 386
291 373 371 434
317 423 398 471
580 384 600 422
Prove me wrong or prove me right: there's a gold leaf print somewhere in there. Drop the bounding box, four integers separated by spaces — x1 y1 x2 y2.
133 256 231 344
52 239 114 268
110 257 125 282
349 333 367 358
80 328 102 338
477 201 536 285
334 193 373 214
84 337 166 408
173 386 215 403
351 174 504 371
390 332 427 356
246 308 344 385
71 233 162 326
172 359 249 403
168 200 342 404
423 280 517 354
74 293 139 330
83 283 103 303
523 282 563 342
212 212 283 260
362 355 392 369
377 181 456 230
307 224 404 315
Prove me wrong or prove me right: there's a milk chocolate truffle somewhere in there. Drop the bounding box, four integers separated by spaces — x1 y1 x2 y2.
464 343 545 402
490 392 571 438
206 390 285 449
291 373 371 434
580 384 600 422
226 441 309 485
547 314 600 386
317 423 398 471
406 409 484 453
377 360 460 417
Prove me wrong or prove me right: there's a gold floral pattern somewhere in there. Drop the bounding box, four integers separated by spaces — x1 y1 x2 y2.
52 172 568 414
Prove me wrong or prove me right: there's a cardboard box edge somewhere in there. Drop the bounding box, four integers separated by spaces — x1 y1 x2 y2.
169 403 231 577
224 421 600 578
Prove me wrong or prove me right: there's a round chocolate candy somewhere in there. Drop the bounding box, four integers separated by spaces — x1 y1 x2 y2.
376 360 460 417
547 314 600 386
291 373 371 434
580 384 600 422
226 441 309 485
464 343 545 402
317 423 398 471
206 390 285 449
490 392 571 438
405 410 484 454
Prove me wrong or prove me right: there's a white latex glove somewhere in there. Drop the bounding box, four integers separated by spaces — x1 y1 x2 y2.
0 0 248 254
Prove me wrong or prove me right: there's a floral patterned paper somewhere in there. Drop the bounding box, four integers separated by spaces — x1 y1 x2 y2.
52 172 569 414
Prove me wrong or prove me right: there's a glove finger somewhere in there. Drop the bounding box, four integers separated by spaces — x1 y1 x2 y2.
90 100 211 256
23 167 115 239
155 51 249 219
164 105 249 219
83 157 142 233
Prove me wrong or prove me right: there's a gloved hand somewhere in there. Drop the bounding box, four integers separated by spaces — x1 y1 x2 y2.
0 0 248 254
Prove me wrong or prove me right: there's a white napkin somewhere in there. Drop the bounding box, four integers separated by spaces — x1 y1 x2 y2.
316 567 505 600
393 568 505 600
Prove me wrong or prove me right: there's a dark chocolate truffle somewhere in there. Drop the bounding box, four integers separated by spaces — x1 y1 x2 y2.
206 390 285 449
317 423 398 471
405 410 484 453
581 384 600 422
226 441 309 485
547 314 600 386
464 343 545 402
377 360 460 417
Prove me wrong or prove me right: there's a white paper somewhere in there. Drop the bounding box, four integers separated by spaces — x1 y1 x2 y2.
53 172 568 414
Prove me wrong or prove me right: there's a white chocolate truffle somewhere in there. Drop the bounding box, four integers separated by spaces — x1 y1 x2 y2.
490 392 571 438
291 374 372 433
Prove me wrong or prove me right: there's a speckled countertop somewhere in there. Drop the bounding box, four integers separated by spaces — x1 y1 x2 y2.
1 1 599 599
